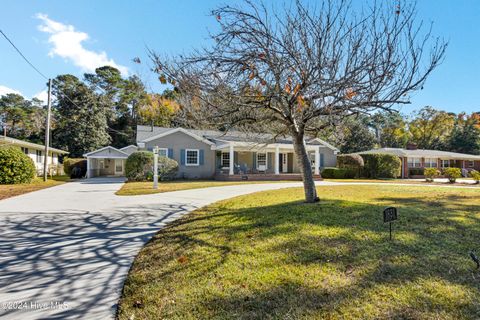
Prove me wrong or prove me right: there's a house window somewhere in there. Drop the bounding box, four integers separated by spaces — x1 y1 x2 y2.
157 148 168 157
21 147 29 155
467 160 475 168
221 152 230 168
424 158 437 168
36 150 43 163
257 152 267 169
441 160 450 168
185 149 199 166
407 157 421 168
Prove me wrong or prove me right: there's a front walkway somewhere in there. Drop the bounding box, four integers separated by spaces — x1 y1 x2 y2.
0 178 477 319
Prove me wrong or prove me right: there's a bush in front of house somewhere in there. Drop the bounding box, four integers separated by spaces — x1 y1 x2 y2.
443 167 462 183
0 147 36 184
321 167 356 179
125 151 154 181
360 153 401 179
157 156 179 181
469 170 480 184
63 158 87 179
424 167 440 182
336 154 364 178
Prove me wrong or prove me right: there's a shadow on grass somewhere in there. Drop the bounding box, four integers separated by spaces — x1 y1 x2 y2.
120 187 480 319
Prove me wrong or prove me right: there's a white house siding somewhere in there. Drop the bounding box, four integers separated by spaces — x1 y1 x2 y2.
21 147 62 175
143 131 216 179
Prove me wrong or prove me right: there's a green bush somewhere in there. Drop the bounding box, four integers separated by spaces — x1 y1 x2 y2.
157 156 179 181
0 147 36 184
63 158 87 178
443 167 461 183
321 167 356 179
361 154 401 179
125 151 154 181
424 167 440 182
470 170 480 184
337 154 364 178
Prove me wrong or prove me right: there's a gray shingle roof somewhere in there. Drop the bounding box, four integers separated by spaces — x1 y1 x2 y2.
357 148 480 160
136 125 326 148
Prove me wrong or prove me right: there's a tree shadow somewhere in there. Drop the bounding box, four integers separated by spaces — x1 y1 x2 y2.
120 187 480 319
0 202 195 319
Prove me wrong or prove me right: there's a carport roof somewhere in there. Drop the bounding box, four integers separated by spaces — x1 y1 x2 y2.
83 146 129 159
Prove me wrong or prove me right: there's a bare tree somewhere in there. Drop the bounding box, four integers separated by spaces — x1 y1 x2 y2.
150 0 447 202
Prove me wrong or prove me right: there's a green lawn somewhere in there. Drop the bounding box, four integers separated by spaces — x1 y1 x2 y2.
116 180 291 196
0 175 69 200
118 185 480 319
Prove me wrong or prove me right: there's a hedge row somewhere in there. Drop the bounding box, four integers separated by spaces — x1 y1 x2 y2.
125 151 179 182
326 153 401 179
63 158 87 178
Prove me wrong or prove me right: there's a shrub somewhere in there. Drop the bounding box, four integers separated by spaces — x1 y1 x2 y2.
321 167 356 179
64 158 87 178
361 154 401 179
157 156 179 181
443 167 461 183
337 154 364 178
469 170 480 184
0 147 36 184
125 151 154 181
424 167 440 182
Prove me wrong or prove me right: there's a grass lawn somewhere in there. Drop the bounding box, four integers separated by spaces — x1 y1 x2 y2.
116 180 291 196
118 185 480 320
0 176 69 200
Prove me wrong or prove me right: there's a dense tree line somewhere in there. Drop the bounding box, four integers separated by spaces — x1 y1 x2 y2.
323 107 480 155
0 66 180 157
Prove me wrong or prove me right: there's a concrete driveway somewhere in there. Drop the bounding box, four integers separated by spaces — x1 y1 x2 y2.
0 177 305 320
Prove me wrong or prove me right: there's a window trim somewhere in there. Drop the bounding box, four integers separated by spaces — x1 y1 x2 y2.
36 150 43 163
221 152 230 169
424 158 437 168
467 160 475 168
256 152 267 170
185 149 200 166
407 157 422 168
157 147 168 157
441 159 450 168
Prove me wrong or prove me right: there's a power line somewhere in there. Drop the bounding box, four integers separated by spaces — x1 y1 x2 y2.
0 29 130 137
0 29 49 80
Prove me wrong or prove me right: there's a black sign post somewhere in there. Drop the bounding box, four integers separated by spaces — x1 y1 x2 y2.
383 207 398 240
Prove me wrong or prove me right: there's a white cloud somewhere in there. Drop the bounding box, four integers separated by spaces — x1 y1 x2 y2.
33 89 49 103
0 85 22 97
36 13 128 76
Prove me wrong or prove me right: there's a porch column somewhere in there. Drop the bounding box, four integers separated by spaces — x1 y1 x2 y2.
314 147 320 175
275 146 280 175
86 157 91 178
229 144 234 175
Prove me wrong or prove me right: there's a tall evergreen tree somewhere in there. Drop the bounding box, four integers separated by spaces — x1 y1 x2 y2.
51 74 110 157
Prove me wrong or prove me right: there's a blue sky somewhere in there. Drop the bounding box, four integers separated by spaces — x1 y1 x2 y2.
0 0 479 114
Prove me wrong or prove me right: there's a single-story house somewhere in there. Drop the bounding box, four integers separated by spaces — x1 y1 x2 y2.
357 147 480 178
85 125 339 180
84 145 138 178
0 135 68 175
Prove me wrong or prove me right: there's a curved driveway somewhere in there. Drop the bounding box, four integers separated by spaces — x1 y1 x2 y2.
0 178 476 319
0 178 306 320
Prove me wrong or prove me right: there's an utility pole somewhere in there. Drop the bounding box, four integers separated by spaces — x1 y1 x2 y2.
43 79 52 182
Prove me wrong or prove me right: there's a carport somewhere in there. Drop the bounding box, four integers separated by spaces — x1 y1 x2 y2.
84 146 137 178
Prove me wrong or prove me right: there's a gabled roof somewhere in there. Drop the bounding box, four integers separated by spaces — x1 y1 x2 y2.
357 148 480 160
140 127 216 146
83 146 129 158
0 136 68 154
136 125 339 151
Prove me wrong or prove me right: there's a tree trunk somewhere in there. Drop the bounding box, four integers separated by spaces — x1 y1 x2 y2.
292 131 319 203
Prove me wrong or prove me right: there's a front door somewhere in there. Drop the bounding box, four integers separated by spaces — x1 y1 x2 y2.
281 153 288 173
114 159 124 175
